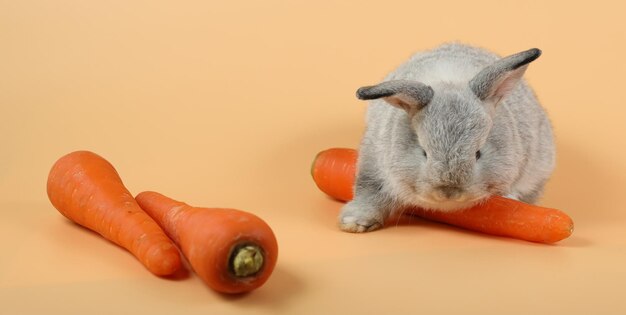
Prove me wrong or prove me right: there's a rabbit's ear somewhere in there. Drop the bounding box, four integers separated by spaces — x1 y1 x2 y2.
356 80 433 116
470 48 541 106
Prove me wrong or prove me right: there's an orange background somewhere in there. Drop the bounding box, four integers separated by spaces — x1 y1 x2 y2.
2 1 626 314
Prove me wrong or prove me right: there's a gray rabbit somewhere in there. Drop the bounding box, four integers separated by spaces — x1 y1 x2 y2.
339 43 555 233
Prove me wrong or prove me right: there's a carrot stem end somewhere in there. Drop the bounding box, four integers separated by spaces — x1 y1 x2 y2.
231 244 264 278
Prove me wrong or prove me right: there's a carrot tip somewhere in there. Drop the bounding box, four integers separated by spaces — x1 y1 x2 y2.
310 150 323 179
230 244 264 278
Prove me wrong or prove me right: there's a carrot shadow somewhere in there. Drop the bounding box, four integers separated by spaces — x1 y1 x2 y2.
55 219 191 280
212 266 305 310
556 235 593 247
160 260 191 281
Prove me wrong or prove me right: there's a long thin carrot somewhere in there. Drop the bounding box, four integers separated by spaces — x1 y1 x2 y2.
46 151 182 275
408 196 573 243
135 191 278 294
311 148 574 243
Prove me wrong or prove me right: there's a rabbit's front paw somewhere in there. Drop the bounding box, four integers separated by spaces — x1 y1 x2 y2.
338 201 384 233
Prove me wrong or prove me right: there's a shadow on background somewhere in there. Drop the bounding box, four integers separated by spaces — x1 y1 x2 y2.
215 266 304 310
542 138 622 228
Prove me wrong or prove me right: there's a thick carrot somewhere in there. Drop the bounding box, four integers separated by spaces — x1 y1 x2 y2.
311 148 357 202
46 151 182 275
135 191 278 294
311 148 574 243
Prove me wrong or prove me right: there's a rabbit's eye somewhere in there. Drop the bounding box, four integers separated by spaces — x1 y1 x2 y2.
476 150 482 160
422 149 427 158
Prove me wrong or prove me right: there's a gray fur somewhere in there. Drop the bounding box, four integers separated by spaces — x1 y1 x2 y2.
339 43 555 233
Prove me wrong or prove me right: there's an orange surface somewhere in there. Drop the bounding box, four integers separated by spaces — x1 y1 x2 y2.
2 1 626 314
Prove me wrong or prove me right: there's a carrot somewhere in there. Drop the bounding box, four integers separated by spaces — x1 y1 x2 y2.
408 196 574 243
135 191 278 294
311 148 574 243
46 151 182 275
311 148 357 202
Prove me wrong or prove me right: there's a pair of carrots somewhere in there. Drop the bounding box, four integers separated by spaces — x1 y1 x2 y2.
47 151 278 294
311 148 574 244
